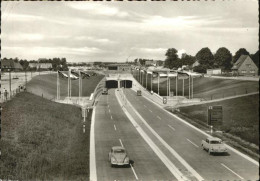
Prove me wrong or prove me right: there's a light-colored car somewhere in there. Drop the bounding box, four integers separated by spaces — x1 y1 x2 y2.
108 146 130 167
201 137 227 155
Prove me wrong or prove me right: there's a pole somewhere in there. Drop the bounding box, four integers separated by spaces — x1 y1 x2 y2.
183 79 184 97
79 70 81 98
151 73 153 92
9 70 12 98
176 76 178 98
169 76 171 97
68 70 70 97
146 72 147 89
189 75 191 99
192 76 193 99
57 71 59 100
167 75 168 97
158 74 160 95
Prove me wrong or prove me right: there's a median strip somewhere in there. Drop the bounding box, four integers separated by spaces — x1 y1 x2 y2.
124 90 204 181
115 90 189 181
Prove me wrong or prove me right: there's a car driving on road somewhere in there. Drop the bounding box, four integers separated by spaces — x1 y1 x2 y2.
108 146 130 167
201 137 227 155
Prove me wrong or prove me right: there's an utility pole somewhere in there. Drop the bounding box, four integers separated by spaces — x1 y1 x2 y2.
9 69 12 98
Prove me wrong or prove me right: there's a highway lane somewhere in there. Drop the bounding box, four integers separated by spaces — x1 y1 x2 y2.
124 88 259 180
95 89 175 180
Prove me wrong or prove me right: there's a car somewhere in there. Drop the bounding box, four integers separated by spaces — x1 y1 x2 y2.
201 137 227 155
108 146 130 167
137 90 142 96
102 88 108 95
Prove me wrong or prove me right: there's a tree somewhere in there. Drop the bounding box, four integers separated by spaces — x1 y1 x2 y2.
181 54 195 66
195 47 214 68
164 48 179 69
214 47 232 70
193 64 208 73
233 48 249 64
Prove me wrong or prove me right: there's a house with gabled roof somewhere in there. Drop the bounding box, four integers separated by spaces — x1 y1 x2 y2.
231 55 258 76
1 59 23 71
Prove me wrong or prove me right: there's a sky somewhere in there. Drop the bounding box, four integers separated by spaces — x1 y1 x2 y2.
1 1 259 63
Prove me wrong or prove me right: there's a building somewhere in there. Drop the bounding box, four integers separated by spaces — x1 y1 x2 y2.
28 63 52 70
1 59 23 71
145 60 157 66
106 63 131 72
231 55 258 76
207 68 222 75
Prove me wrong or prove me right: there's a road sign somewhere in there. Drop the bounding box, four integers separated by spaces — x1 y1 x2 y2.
163 97 167 104
208 105 223 125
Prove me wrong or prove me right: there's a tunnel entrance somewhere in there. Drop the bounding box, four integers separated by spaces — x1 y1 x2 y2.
106 80 118 88
120 80 132 88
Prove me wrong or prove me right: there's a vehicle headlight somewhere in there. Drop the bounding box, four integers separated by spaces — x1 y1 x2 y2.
124 157 129 163
111 157 116 162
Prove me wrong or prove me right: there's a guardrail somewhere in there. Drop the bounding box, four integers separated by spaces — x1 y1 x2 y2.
91 77 106 106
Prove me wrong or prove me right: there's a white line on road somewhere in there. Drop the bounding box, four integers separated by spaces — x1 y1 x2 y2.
115 90 189 181
221 163 244 180
168 125 175 131
114 124 117 131
89 107 97 181
111 115 113 120
142 94 259 166
125 94 204 181
157 116 161 120
109 109 111 113
119 139 124 147
149 109 153 113
186 138 199 148
130 163 139 180
144 105 147 108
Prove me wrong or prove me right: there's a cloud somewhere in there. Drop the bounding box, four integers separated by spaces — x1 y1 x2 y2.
67 3 129 17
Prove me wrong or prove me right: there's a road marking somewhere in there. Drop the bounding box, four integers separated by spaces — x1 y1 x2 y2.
115 90 189 181
168 124 175 131
221 163 244 180
157 116 161 120
144 105 147 108
89 106 97 181
114 124 117 131
108 109 111 113
149 109 153 113
186 138 199 148
123 93 204 181
107 104 109 108
130 163 139 180
140 90 259 166
111 115 113 120
119 139 124 147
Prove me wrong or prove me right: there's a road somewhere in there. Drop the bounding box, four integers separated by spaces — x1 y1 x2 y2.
94 87 259 180
95 89 175 180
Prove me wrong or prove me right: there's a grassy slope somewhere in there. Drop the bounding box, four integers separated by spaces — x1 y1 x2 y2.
26 74 104 100
0 92 91 180
178 94 259 145
143 76 258 99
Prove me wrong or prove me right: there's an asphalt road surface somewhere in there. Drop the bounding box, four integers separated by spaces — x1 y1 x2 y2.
95 89 176 180
94 88 259 180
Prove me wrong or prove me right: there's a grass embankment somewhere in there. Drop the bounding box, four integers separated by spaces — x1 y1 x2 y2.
0 92 91 180
171 94 259 159
139 76 258 99
26 73 104 100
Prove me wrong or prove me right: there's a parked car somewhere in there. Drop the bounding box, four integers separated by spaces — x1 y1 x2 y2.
201 137 227 155
108 146 130 167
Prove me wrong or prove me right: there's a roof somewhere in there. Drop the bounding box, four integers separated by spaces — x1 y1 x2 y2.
1 59 23 70
232 55 249 70
112 146 125 150
207 137 222 141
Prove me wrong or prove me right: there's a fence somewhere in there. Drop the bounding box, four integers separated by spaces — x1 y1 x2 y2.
0 86 27 103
